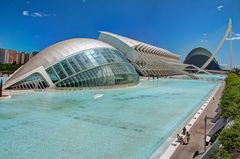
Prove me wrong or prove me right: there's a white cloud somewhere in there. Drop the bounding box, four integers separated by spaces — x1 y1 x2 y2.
200 39 208 43
200 33 208 43
227 37 240 40
217 5 223 11
22 10 56 18
235 33 240 36
226 32 240 40
23 10 29 16
32 12 42 17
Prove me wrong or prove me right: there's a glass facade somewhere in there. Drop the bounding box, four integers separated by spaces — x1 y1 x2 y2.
45 48 139 88
7 73 49 90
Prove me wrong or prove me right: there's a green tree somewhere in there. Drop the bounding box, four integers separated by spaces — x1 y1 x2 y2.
220 73 240 119
214 73 240 158
219 117 240 153
210 147 234 159
0 64 22 74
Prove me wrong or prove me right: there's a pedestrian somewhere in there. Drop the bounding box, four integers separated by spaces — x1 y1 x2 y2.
177 134 184 144
193 150 199 158
186 131 190 144
182 126 186 135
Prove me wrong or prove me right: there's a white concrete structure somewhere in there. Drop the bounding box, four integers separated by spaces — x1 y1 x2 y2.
99 31 182 76
3 38 139 90
4 31 202 90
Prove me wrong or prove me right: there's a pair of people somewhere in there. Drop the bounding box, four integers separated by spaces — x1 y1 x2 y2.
177 127 190 145
183 127 191 144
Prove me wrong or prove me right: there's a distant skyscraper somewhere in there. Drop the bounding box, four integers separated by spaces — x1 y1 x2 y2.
24 52 30 63
0 48 33 64
21 52 25 64
0 48 9 64
16 52 27 64
8 50 17 64
16 53 22 64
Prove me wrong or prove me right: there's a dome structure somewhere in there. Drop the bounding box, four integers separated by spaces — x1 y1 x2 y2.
184 47 220 70
3 38 139 90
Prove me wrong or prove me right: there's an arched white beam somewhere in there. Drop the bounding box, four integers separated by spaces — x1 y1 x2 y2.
201 18 232 70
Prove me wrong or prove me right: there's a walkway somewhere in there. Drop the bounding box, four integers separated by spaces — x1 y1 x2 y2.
171 82 225 159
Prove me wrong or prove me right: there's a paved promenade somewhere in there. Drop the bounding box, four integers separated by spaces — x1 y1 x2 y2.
171 82 225 159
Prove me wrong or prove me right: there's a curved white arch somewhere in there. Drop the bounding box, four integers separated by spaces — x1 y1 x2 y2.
201 18 232 69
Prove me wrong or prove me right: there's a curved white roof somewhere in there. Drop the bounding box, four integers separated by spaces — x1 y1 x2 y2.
99 31 179 59
6 38 115 83
100 31 140 47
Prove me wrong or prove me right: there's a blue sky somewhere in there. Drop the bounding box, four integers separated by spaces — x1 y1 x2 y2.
0 0 239 65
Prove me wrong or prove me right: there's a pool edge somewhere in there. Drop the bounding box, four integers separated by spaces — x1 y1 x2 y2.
149 81 224 159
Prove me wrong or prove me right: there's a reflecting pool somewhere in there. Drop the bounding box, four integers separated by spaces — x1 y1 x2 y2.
0 79 218 159
172 74 225 81
0 77 8 84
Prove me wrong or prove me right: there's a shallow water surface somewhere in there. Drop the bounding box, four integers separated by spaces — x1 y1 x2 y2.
0 79 217 159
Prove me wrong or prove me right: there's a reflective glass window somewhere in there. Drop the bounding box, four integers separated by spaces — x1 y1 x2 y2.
46 67 59 83
74 54 87 70
92 49 107 65
81 53 93 68
85 50 98 66
46 48 139 89
60 60 74 76
114 50 128 62
53 63 67 79
68 58 81 72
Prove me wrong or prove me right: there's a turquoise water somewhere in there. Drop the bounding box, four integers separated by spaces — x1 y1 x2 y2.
196 74 225 81
173 74 225 81
0 77 8 84
0 79 217 159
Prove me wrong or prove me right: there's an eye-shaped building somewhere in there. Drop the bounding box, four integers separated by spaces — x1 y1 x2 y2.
3 38 139 90
3 32 181 90
184 47 220 70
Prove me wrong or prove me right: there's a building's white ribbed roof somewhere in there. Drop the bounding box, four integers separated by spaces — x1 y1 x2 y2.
6 38 114 83
99 31 179 58
100 31 140 47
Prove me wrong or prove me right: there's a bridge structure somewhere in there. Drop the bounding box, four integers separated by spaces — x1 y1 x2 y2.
200 18 233 71
99 22 235 79
137 18 235 78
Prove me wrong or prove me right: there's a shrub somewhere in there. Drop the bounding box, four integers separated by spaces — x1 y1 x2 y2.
220 73 240 119
219 117 240 153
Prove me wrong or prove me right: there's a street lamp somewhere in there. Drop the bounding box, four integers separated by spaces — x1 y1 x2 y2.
204 115 214 152
0 79 2 97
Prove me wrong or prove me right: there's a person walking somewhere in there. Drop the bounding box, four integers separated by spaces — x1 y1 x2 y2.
186 131 190 144
182 126 186 135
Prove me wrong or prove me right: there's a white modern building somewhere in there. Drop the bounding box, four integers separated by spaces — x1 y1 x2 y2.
3 38 139 90
99 31 181 76
4 32 186 90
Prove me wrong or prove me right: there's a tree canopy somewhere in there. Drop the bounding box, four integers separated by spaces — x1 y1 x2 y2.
0 64 22 74
217 73 240 157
